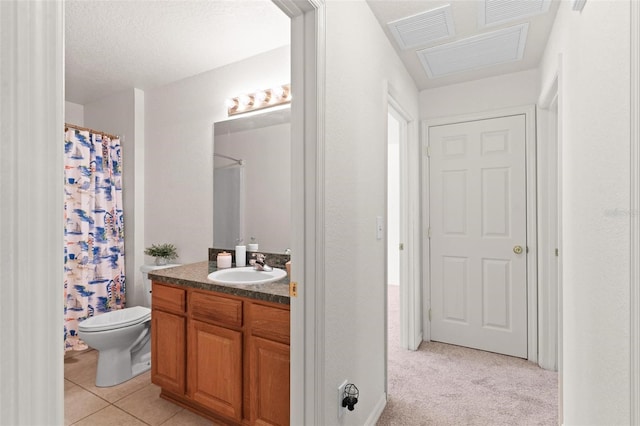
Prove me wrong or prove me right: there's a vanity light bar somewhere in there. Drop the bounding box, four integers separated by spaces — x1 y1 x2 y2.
226 84 291 116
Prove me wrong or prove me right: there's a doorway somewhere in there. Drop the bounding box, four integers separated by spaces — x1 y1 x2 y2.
385 91 422 406
423 106 539 362
387 104 406 349
385 91 421 356
428 114 528 358
61 0 304 423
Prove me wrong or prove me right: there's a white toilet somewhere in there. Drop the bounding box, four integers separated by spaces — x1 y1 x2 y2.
78 264 178 387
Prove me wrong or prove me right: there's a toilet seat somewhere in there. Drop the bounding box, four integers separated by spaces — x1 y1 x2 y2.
79 306 151 333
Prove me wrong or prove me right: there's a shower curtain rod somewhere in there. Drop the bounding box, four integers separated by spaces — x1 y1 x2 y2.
214 153 243 164
65 123 119 140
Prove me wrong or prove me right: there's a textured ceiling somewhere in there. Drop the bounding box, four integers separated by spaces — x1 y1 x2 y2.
367 0 560 90
65 0 290 105
67 1 560 103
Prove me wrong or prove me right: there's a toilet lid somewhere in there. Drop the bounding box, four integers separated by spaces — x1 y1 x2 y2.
79 306 151 332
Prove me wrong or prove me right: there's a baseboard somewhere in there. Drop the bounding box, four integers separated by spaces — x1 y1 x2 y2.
364 392 387 426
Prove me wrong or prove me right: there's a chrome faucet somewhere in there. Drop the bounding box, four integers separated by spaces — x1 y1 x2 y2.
250 253 272 272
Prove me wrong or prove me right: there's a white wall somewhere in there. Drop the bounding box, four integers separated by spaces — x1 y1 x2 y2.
540 2 631 424
323 2 419 423
214 122 291 253
145 46 290 264
419 69 539 120
84 89 146 307
65 101 84 125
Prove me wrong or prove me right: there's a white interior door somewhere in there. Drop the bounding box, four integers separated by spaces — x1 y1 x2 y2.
429 115 528 358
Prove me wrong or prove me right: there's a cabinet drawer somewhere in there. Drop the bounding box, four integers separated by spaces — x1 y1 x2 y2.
190 291 242 328
250 303 290 345
152 283 186 314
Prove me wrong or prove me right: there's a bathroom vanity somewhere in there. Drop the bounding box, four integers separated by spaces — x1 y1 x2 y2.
148 261 290 426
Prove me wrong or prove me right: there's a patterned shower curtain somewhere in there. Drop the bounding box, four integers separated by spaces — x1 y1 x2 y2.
64 128 126 351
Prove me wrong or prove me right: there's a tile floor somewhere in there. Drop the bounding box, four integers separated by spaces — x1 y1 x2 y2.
64 349 221 426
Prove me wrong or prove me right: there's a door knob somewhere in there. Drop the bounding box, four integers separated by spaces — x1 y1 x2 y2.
513 245 523 255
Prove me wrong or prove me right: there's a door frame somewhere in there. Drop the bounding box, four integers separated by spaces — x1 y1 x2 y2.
386 86 422 353
538 62 561 374
421 105 538 363
538 53 564 421
271 0 324 424
0 1 65 423
630 0 640 422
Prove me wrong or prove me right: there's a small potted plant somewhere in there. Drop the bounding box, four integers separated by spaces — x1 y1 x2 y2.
145 243 178 266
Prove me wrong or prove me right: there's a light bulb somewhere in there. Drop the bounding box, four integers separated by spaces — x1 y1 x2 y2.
239 94 253 108
255 90 269 104
283 85 291 99
271 86 285 100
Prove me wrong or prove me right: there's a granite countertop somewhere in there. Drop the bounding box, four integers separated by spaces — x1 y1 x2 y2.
148 261 290 305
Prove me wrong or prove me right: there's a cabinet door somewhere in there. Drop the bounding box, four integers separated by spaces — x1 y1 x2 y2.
151 309 186 394
250 337 290 426
187 319 243 421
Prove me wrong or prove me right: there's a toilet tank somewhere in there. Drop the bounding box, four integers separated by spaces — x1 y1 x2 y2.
140 264 180 307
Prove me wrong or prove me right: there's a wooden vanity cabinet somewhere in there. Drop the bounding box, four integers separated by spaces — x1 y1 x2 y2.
188 291 244 421
151 281 290 426
151 283 187 394
249 303 291 426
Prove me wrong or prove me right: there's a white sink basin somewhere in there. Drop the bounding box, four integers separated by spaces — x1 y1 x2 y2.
207 267 287 285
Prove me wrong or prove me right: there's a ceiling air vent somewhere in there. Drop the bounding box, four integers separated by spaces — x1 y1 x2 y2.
417 23 529 79
479 0 551 27
387 4 455 50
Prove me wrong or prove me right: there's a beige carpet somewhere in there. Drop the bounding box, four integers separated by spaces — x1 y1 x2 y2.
378 285 558 426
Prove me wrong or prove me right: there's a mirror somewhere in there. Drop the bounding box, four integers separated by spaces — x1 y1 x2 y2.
213 107 291 253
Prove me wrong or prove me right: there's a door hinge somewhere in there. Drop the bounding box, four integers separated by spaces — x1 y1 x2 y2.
428 309 431 321
399 243 404 251
426 146 431 157
428 227 432 239
555 248 559 257
289 281 298 297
